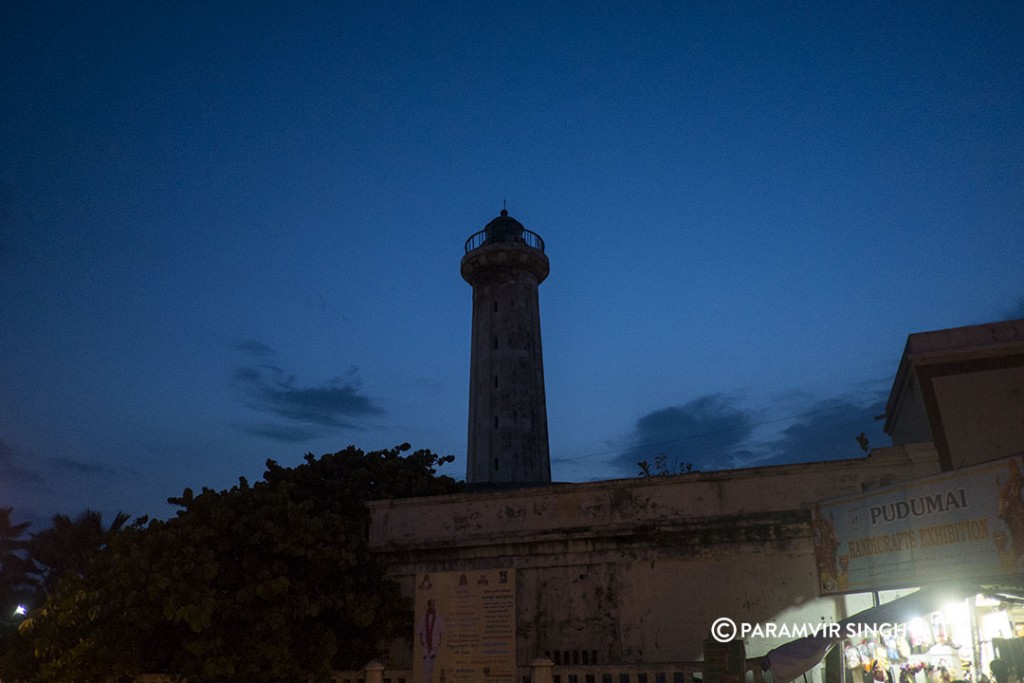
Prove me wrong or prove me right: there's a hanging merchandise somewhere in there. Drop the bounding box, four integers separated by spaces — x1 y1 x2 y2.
846 643 865 671
908 618 934 655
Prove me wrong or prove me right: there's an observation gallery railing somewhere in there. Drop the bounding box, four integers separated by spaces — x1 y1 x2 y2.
464 227 545 254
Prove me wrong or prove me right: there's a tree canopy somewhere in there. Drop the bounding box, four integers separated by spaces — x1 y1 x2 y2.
0 507 36 678
3 443 460 683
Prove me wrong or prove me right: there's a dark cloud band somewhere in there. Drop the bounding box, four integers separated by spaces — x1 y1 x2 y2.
610 392 888 477
232 340 384 436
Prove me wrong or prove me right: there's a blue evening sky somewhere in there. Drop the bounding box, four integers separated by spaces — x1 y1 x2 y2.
2 1 1022 527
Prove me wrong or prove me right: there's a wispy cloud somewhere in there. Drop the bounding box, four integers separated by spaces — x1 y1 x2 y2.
237 423 323 443
231 340 384 440
233 339 276 358
0 438 42 483
50 456 119 476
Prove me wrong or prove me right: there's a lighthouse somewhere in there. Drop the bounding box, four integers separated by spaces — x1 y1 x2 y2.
461 209 551 484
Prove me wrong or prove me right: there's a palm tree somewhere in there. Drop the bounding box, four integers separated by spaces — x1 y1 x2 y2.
0 509 41 683
0 508 33 611
29 509 131 592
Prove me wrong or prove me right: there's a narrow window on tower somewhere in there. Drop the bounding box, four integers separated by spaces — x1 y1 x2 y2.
494 458 499 471
492 337 498 349
494 416 499 429
493 301 498 312
494 376 498 388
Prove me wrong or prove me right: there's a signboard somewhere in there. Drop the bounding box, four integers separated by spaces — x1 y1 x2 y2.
811 454 1024 595
413 569 516 683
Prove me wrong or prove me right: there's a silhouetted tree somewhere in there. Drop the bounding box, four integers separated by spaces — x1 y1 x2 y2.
638 453 694 477
24 444 460 683
1 508 135 681
0 508 32 605
29 509 131 592
0 508 36 680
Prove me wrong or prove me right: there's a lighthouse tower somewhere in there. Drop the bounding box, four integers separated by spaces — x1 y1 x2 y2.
461 209 551 484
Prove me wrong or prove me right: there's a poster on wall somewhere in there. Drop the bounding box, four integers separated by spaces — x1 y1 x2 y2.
413 568 516 683
812 454 1024 595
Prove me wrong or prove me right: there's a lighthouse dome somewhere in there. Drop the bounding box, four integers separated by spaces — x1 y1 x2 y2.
483 209 525 243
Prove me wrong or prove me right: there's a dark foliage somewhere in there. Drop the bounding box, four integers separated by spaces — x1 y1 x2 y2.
3 444 460 683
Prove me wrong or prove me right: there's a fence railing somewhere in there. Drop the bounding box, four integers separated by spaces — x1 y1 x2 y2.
541 662 700 683
331 657 770 683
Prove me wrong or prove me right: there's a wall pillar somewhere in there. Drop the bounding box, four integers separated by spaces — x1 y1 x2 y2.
530 657 555 683
363 659 384 683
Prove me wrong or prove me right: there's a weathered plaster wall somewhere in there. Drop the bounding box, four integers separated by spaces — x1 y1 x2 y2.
934 365 1024 468
369 447 941 668
884 319 1024 470
889 370 933 446
612 540 825 661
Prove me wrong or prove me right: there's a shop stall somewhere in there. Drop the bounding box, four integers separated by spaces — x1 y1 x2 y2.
769 454 1024 683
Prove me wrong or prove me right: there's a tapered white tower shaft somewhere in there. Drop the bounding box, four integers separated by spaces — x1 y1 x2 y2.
461 210 551 484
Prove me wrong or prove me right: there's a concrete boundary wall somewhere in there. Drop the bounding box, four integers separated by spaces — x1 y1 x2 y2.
366 446 941 669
